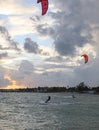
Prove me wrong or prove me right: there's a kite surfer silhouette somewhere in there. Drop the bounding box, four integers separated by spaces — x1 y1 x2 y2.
45 96 51 103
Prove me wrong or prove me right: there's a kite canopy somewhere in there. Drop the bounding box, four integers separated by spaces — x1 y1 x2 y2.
37 0 48 15
81 54 88 63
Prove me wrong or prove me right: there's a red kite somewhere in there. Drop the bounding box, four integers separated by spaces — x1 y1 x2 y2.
81 54 88 63
37 0 48 15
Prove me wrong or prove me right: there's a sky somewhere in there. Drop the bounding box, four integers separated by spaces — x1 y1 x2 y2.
0 0 99 89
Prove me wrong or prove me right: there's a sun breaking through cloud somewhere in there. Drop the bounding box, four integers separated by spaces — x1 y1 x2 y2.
4 74 25 89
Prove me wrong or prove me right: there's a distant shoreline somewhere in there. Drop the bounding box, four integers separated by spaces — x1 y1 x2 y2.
0 86 99 94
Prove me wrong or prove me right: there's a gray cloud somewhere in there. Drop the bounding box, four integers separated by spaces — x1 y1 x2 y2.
30 15 41 22
30 15 55 37
72 59 99 87
0 78 11 88
8 60 34 86
45 56 64 62
81 0 99 24
0 66 11 88
36 24 55 37
24 38 49 56
44 56 72 67
9 60 37 87
0 26 9 39
19 60 34 75
51 0 93 56
0 26 21 51
0 45 10 50
24 38 42 54
0 60 34 88
0 52 8 59
52 0 99 87
54 24 92 56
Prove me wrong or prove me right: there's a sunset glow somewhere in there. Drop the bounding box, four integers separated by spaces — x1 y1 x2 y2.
4 74 25 89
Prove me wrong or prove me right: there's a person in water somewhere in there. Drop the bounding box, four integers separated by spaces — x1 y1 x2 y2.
45 96 51 103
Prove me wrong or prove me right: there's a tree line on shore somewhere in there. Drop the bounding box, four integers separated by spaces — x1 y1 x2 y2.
0 82 99 93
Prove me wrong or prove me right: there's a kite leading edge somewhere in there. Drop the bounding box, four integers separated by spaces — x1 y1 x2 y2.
37 0 48 15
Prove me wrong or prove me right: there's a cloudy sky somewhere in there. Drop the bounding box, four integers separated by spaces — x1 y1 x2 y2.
0 0 99 89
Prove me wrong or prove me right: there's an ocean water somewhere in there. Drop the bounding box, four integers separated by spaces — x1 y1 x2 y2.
0 92 99 130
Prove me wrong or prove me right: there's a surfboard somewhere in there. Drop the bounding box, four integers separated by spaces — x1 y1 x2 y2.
39 101 48 105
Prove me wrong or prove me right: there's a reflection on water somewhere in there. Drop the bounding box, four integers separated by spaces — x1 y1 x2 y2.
0 92 99 130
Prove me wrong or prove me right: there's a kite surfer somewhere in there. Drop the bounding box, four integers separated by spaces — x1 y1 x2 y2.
45 96 51 103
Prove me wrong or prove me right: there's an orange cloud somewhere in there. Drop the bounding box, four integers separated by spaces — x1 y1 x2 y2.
4 74 25 89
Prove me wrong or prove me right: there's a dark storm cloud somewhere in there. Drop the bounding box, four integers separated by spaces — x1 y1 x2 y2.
0 26 21 51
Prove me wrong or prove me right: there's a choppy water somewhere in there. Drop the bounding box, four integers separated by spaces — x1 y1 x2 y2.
0 92 99 130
